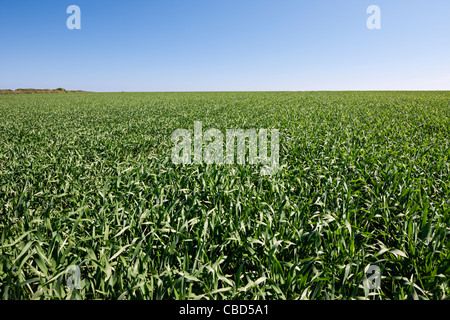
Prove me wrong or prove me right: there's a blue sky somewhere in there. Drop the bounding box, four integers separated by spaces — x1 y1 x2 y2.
1 0 450 91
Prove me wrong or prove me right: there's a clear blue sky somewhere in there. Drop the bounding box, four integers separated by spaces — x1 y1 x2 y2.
1 0 450 91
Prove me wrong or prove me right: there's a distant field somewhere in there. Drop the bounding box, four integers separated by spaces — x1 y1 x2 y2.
0 92 449 300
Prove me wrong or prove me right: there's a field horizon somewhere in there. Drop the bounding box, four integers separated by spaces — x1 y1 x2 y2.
3 89 450 94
